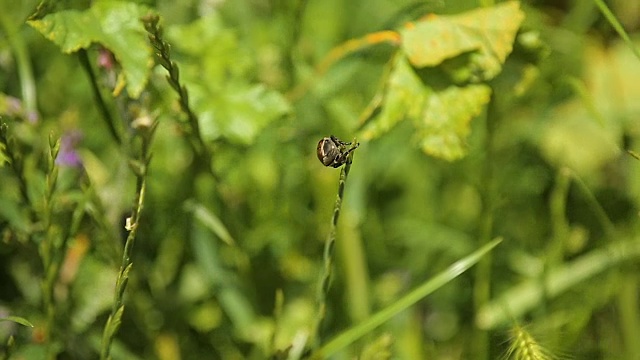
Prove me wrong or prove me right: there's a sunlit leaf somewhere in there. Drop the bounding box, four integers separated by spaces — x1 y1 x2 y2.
167 15 290 145
357 3 521 160
359 55 491 161
359 55 427 140
198 84 290 145
539 103 620 175
401 1 524 79
28 1 152 98
416 84 491 161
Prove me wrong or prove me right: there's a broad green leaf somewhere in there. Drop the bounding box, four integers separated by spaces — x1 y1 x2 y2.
166 15 290 145
28 1 152 98
167 12 252 85
359 55 427 140
416 84 491 161
401 1 524 79
359 55 491 161
198 84 290 145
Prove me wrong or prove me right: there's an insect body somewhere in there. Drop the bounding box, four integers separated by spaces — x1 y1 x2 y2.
316 135 359 168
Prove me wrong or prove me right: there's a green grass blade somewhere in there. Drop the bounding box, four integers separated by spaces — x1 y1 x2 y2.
593 0 640 62
0 316 34 328
184 199 236 246
317 237 502 357
477 238 640 329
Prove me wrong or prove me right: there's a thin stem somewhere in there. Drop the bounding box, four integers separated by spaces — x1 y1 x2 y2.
0 12 38 120
0 123 37 224
547 167 571 266
141 14 214 178
618 275 640 359
472 94 496 360
100 121 156 360
29 0 54 20
37 135 60 360
78 50 122 145
313 151 356 347
570 170 616 238
593 0 640 62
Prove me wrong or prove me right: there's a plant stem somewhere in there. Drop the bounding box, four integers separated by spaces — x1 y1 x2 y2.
40 135 60 360
0 12 38 120
100 121 155 360
78 50 122 145
548 168 571 267
313 152 356 347
593 0 640 62
472 94 496 360
141 14 215 178
0 123 36 223
570 170 616 238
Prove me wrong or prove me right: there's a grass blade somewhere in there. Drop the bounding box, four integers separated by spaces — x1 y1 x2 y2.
477 238 640 329
0 316 34 328
316 237 502 357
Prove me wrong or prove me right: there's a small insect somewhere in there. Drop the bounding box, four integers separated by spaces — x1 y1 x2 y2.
316 135 359 168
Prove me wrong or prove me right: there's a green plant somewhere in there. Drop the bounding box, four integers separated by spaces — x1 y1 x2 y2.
1 0 640 359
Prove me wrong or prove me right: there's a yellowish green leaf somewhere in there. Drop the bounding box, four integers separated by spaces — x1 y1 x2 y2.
401 1 525 79
167 15 290 145
28 1 152 98
359 55 427 140
416 84 491 161
358 55 492 161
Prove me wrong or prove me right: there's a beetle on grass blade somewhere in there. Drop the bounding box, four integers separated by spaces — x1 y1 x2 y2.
317 135 359 168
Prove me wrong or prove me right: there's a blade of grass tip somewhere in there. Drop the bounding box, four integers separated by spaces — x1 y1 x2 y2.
0 316 34 328
317 238 502 357
184 200 236 246
593 0 640 62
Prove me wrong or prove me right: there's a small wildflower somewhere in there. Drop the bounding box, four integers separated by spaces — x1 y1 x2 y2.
97 48 115 70
55 130 83 168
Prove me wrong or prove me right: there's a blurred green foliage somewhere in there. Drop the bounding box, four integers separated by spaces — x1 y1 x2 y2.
1 0 640 359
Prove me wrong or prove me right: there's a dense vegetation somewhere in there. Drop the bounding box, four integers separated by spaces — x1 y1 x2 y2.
1 0 640 359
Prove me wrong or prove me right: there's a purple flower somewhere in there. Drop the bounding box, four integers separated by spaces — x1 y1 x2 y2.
56 130 83 168
97 48 115 70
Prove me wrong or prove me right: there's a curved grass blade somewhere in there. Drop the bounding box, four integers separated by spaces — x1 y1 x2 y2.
593 0 640 62
184 199 236 246
477 238 640 330
0 316 34 328
316 237 502 357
